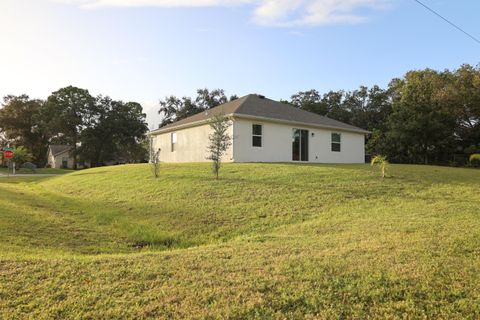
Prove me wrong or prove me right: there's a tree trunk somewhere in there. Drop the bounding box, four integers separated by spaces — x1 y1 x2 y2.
93 150 102 168
423 143 428 165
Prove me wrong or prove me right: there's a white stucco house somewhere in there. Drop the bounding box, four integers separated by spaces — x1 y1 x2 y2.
149 94 369 163
46 145 127 169
47 145 92 169
47 145 76 169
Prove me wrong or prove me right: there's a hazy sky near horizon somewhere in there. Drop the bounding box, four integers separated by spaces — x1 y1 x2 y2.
0 0 479 127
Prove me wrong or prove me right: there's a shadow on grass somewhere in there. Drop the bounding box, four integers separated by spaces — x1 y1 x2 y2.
0 184 197 255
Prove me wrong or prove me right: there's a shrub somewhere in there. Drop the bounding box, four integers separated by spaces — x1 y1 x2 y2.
470 154 480 167
464 145 479 155
11 146 33 165
22 162 37 173
371 155 389 178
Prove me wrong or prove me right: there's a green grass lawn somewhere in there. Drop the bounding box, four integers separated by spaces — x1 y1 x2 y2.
1 163 479 319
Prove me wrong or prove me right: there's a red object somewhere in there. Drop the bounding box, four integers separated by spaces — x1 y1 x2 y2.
3 150 14 159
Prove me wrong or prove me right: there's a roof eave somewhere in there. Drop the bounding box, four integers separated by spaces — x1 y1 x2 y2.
48 145 73 157
52 149 72 157
233 114 371 134
148 113 370 136
148 113 235 135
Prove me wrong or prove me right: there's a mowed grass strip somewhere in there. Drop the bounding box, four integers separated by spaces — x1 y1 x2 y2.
0 163 479 318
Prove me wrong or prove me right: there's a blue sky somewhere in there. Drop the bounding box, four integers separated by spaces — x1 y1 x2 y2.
0 0 479 127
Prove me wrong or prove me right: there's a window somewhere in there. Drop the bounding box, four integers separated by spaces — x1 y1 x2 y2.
331 133 341 152
252 124 262 147
292 129 309 161
171 132 177 152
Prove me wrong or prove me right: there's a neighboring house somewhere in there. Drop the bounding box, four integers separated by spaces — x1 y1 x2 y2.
47 145 126 169
47 145 76 169
149 94 369 163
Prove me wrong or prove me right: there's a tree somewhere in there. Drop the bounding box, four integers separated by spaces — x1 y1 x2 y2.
385 70 456 164
206 113 232 179
289 89 352 123
158 96 200 128
44 86 96 169
366 129 388 157
12 146 33 166
195 88 228 110
78 97 148 167
158 89 236 128
289 87 394 158
149 137 161 178
110 101 149 163
0 132 6 147
449 64 480 151
290 89 324 114
77 95 114 167
0 95 49 166
321 90 352 123
343 85 392 132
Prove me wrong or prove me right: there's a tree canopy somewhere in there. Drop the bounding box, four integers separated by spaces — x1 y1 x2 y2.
1 63 479 168
158 88 235 128
0 95 49 165
285 64 480 165
0 86 148 168
44 86 96 169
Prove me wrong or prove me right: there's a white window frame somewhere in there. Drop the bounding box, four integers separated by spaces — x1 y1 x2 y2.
331 132 341 152
252 124 263 147
171 132 177 152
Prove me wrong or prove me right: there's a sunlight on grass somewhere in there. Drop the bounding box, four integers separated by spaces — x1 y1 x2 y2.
0 163 479 318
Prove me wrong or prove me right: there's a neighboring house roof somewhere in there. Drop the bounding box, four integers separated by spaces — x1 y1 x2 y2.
150 94 370 135
49 145 72 157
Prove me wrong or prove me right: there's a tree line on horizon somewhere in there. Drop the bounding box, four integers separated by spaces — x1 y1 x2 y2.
158 64 480 165
0 86 148 168
1 63 479 168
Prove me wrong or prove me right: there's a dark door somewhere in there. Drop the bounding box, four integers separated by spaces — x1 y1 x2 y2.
292 129 309 161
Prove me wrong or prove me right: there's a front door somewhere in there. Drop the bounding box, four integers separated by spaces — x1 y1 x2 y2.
62 157 68 168
292 129 309 161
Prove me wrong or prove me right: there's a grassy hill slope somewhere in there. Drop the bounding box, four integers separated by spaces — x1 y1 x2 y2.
1 163 479 318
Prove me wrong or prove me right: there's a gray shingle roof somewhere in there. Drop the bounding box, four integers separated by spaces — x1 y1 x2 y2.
49 145 72 156
150 94 369 134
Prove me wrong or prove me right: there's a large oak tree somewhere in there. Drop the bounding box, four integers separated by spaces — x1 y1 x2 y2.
0 95 49 165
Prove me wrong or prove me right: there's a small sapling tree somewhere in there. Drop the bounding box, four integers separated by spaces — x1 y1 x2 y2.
206 113 232 179
151 149 161 178
371 155 389 178
149 137 161 178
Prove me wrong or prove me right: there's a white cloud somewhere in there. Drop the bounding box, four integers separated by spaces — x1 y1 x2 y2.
253 0 390 26
53 0 390 26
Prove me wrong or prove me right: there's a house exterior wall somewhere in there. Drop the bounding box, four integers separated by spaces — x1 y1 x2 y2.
47 150 75 169
233 118 365 163
151 123 234 163
151 118 365 163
